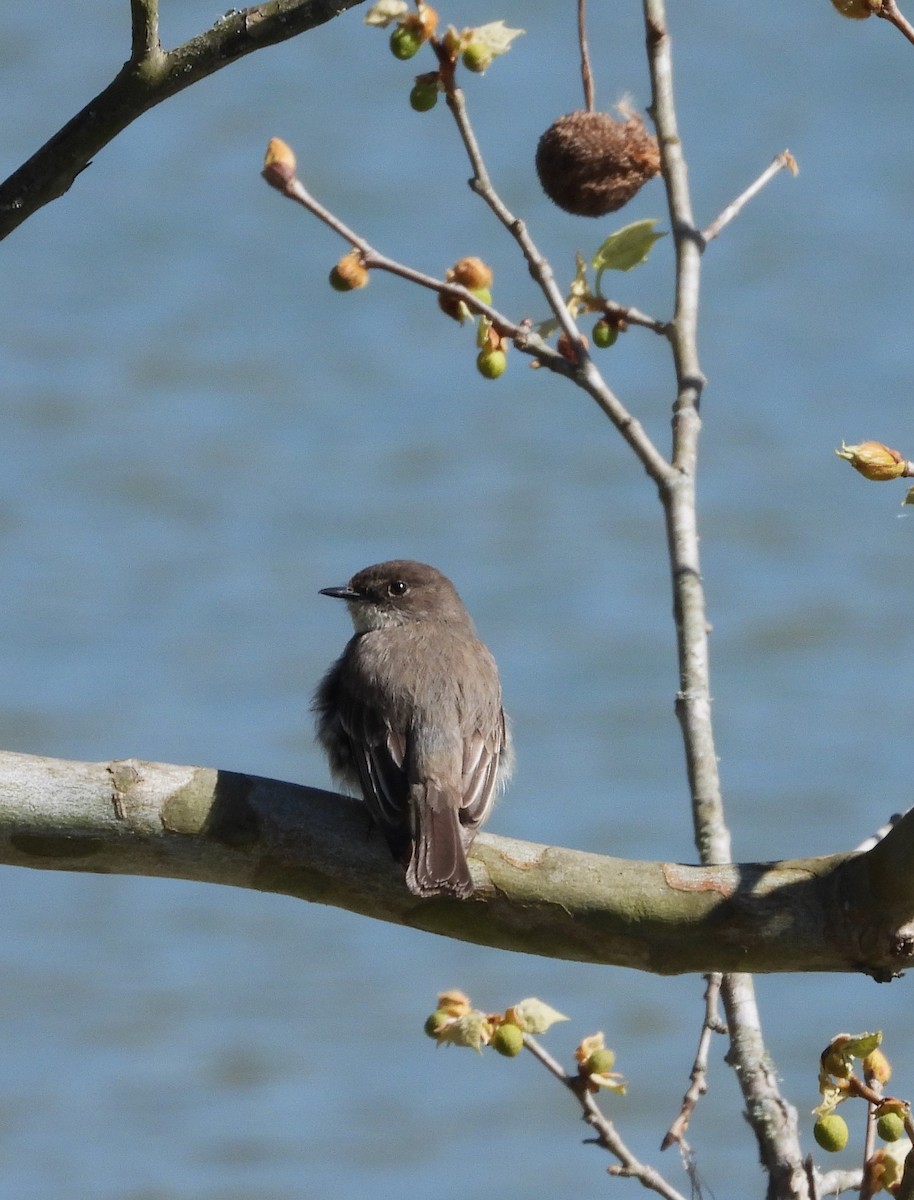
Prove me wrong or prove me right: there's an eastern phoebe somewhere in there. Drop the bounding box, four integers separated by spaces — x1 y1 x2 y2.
314 559 512 899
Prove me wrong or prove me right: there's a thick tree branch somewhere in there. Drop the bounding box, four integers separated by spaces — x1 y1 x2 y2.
1 750 913 979
0 0 365 240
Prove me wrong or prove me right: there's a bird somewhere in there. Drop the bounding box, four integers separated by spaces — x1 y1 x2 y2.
313 559 512 898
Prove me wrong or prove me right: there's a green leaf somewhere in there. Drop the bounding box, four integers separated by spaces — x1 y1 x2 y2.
469 20 525 55
844 1031 882 1059
592 219 666 273
511 998 568 1034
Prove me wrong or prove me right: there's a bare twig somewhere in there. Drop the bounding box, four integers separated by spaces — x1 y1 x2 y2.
578 0 596 112
879 0 914 47
859 1081 882 1200
600 299 670 336
701 151 798 244
439 82 672 483
661 973 725 1150
443 84 583 348
0 0 365 240
269 171 567 372
523 1035 689 1200
643 3 813 1196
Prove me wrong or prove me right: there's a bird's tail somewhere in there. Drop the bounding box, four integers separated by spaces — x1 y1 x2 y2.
405 790 474 899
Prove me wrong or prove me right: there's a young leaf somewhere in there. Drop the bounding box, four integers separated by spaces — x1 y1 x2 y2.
592 219 666 273
467 20 525 55
511 997 568 1034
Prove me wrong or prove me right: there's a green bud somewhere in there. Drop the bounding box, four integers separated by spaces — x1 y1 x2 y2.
409 81 438 112
461 43 493 73
469 286 492 307
390 25 422 60
476 348 506 379
585 1048 617 1075
490 1023 524 1057
813 1114 849 1153
424 1009 451 1039
592 320 618 349
877 1112 905 1142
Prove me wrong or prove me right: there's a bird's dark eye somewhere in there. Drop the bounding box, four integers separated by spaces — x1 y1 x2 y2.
388 580 409 597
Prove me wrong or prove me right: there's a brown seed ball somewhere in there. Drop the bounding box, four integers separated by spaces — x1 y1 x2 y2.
535 110 660 217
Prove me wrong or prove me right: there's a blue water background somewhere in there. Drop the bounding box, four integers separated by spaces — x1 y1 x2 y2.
2 2 914 1196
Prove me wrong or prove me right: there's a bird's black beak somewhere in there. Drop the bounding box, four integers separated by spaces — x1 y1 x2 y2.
319 584 362 601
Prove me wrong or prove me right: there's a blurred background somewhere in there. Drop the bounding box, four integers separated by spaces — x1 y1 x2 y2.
2 2 913 1196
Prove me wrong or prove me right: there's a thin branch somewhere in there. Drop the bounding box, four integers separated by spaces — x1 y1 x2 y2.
701 151 798 245
439 81 673 484
271 173 567 372
661 973 725 1150
599 299 670 337
265 129 674 484
0 0 366 240
643 0 725 861
578 0 596 112
444 83 584 348
859 1081 882 1200
523 1035 689 1200
644 3 812 1196
879 0 914 47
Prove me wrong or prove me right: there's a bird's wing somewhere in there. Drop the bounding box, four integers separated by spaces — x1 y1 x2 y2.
458 708 507 836
336 689 411 837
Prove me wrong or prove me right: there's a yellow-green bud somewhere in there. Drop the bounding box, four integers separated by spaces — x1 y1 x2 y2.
864 1048 892 1085
461 43 493 73
585 1048 617 1075
877 1112 905 1143
390 25 423 60
410 81 438 112
814 1114 849 1153
476 349 506 379
490 1023 524 1057
424 1009 451 1039
592 320 618 349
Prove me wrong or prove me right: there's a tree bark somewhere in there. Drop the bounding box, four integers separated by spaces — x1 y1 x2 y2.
2 749 912 979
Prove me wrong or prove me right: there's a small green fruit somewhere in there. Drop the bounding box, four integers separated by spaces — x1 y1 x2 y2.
592 320 618 349
585 1048 617 1076
424 1009 451 1039
813 1114 849 1153
461 43 493 73
877 1112 905 1142
490 1023 524 1057
390 25 422 60
409 81 438 112
476 349 506 379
